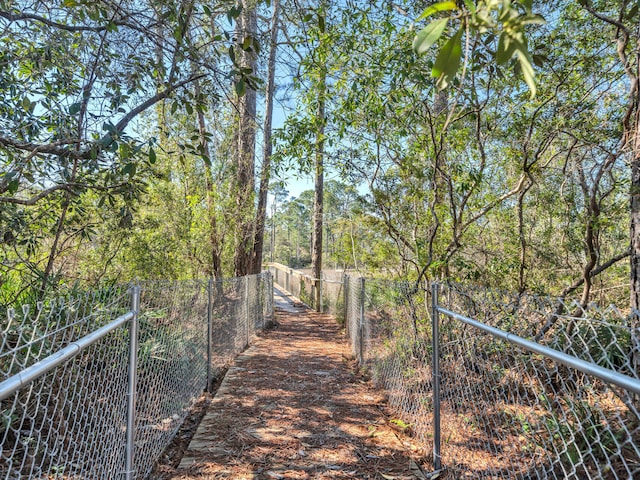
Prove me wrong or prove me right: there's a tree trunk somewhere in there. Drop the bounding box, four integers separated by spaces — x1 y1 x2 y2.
632 156 640 312
311 139 324 310
632 99 640 314
251 0 280 275
516 181 533 294
628 39 640 377
581 2 640 375
311 4 327 311
233 1 258 277
631 118 640 374
194 77 223 278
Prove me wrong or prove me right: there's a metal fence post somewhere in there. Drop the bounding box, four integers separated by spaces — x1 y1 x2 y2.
431 282 442 471
207 278 213 393
269 272 275 323
359 277 365 363
245 276 250 348
319 271 324 313
125 285 141 480
343 274 349 334
258 273 264 329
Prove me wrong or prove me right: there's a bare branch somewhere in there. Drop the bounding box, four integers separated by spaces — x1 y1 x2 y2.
535 248 631 341
0 181 132 205
0 74 205 164
0 137 85 160
0 10 146 33
113 74 206 134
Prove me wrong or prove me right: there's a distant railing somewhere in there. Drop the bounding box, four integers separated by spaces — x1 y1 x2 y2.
0 272 274 480
340 276 640 479
267 262 347 317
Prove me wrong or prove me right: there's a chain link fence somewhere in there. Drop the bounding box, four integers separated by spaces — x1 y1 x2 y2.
0 272 274 479
321 270 346 318
340 275 640 479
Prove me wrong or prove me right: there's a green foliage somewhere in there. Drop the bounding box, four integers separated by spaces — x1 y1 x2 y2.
413 0 545 97
432 26 463 90
0 0 634 310
413 17 449 55
0 0 249 297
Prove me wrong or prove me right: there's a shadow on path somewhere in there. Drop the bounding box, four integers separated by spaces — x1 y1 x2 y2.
166 293 428 479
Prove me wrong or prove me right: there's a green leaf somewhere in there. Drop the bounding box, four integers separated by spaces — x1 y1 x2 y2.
185 102 193 115
532 53 547 67
496 32 517 64
227 5 243 24
119 142 130 160
8 179 19 194
497 29 530 65
229 45 236 63
499 0 513 22
432 27 463 90
100 133 113 147
69 102 82 115
417 1 457 21
173 25 183 42
149 147 156 164
520 13 546 25
518 50 536 99
122 163 136 177
413 18 449 55
463 0 476 15
235 78 246 96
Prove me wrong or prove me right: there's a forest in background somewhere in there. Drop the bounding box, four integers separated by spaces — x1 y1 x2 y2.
0 0 637 314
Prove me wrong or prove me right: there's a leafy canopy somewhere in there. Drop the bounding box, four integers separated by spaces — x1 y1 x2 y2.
413 0 545 96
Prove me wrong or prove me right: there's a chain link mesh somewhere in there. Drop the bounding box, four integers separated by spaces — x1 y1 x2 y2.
351 277 436 451
321 271 346 318
0 272 274 479
337 275 640 479
1 285 132 479
438 282 640 479
133 280 209 479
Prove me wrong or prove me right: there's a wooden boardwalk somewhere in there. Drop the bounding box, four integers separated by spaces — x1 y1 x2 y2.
167 289 428 479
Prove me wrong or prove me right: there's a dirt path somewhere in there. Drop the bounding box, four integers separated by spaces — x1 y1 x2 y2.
165 290 430 479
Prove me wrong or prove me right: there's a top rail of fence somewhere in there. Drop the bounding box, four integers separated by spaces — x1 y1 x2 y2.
436 304 640 395
0 309 136 402
268 262 320 282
